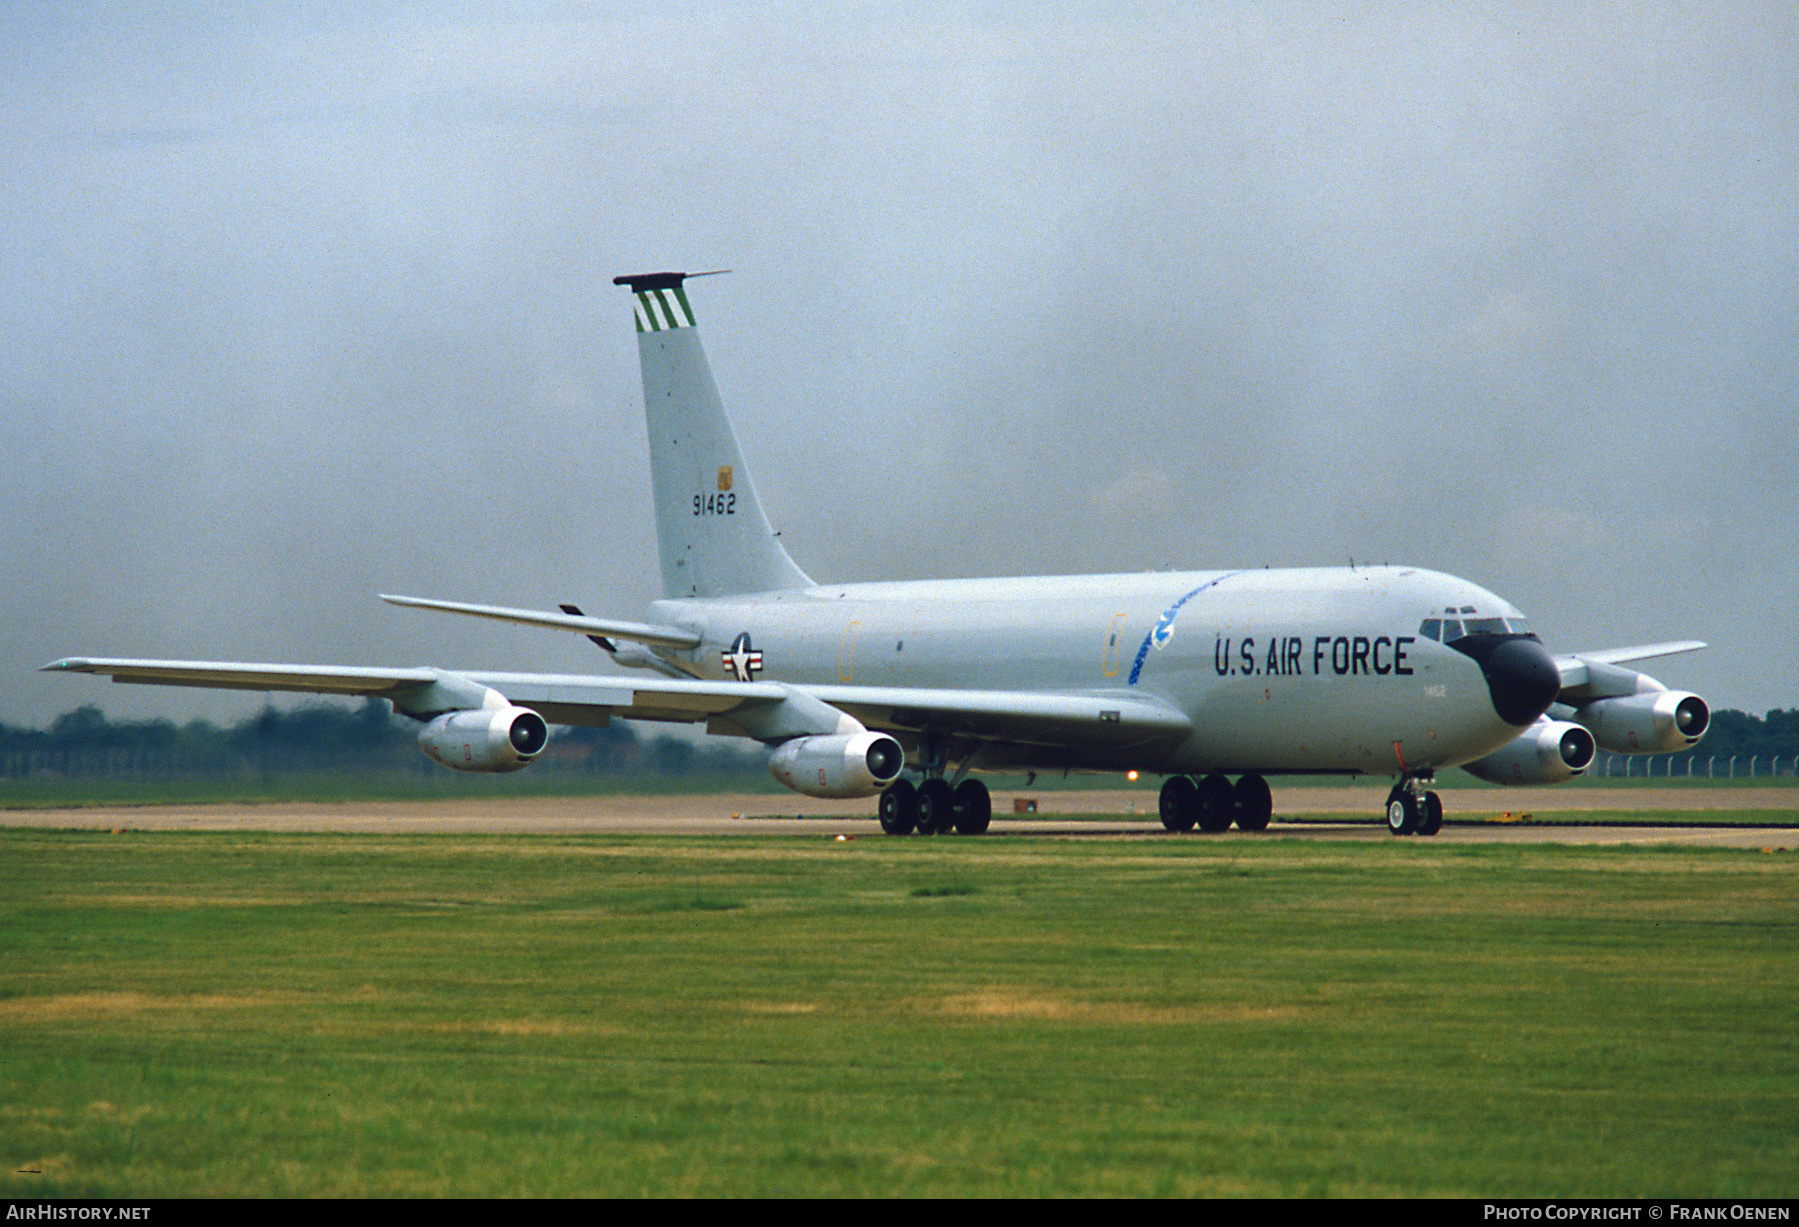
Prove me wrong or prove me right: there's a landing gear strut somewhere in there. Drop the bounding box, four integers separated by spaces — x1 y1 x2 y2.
1385 776 1443 837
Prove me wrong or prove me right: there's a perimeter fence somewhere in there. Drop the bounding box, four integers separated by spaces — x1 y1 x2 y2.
1593 753 1794 780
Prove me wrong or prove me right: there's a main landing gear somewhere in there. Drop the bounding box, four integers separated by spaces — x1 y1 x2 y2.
1384 777 1443 837
1158 773 1273 833
879 777 992 835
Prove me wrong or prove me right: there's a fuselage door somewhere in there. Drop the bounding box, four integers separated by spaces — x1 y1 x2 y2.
1101 613 1128 678
838 620 861 682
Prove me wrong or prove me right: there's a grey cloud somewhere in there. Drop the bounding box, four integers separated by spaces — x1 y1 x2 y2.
4 2 1791 725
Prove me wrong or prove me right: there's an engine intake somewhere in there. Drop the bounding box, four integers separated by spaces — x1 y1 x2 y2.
1462 718 1597 786
419 705 549 773
768 732 905 798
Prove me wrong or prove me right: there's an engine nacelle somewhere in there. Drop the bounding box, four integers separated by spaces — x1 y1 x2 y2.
768 732 904 798
419 705 549 773
1462 718 1598 786
1574 691 1710 755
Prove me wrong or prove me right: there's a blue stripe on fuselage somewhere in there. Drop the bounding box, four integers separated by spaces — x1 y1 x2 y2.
1127 573 1239 685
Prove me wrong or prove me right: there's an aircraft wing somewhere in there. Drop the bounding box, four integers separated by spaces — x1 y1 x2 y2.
791 683 1191 749
41 658 448 696
1561 641 1707 668
43 657 794 722
491 674 1191 752
42 658 1192 751
1552 640 1707 701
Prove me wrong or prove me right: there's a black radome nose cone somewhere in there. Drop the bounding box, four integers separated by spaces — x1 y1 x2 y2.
1481 636 1562 727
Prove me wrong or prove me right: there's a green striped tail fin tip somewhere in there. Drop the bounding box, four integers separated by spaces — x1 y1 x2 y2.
612 270 729 332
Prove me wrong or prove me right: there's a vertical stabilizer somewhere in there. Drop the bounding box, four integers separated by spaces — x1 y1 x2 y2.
614 272 813 598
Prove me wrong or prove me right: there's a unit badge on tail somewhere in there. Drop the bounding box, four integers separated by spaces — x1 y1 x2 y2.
723 632 764 681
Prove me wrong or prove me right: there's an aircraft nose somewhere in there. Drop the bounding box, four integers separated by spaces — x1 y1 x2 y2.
1479 636 1562 727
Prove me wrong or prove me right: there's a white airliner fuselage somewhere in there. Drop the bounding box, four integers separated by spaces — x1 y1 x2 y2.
657 566 1528 776
45 270 1711 836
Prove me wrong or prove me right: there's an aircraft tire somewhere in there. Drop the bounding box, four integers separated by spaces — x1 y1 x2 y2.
1385 785 1420 836
1233 773 1273 831
1197 773 1235 832
1420 791 1444 836
916 778 955 835
879 780 918 835
1159 776 1198 832
953 779 991 834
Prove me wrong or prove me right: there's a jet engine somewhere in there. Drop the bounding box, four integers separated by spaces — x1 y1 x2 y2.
1462 718 1598 786
768 731 905 798
419 705 549 773
1574 691 1710 755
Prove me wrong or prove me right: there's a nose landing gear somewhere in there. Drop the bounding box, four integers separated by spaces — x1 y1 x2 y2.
1385 777 1443 836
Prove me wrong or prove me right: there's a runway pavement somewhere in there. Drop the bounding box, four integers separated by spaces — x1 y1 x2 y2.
6 786 1795 848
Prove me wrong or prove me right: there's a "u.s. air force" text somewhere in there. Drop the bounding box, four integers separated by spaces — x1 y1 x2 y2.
1215 635 1415 677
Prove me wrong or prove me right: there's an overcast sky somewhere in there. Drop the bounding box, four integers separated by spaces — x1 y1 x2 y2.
4 1 1794 728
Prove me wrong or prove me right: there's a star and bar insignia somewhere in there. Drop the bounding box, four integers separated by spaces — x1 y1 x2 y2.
722 632 764 681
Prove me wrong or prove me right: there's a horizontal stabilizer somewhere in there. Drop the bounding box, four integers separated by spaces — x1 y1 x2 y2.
380 594 701 649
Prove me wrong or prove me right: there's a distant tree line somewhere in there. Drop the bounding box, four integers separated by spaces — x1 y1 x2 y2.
0 701 768 781
1696 709 1799 761
1590 708 1799 779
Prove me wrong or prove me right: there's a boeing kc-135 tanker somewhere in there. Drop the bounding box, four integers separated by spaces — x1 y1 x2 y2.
47 272 1711 835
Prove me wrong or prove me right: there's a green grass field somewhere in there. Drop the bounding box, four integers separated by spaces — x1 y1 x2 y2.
2 827 1794 1197
0 769 794 811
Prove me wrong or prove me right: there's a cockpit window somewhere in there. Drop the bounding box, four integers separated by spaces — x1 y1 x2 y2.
1423 613 1529 640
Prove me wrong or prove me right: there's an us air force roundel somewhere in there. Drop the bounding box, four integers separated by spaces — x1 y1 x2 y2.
722 632 764 681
